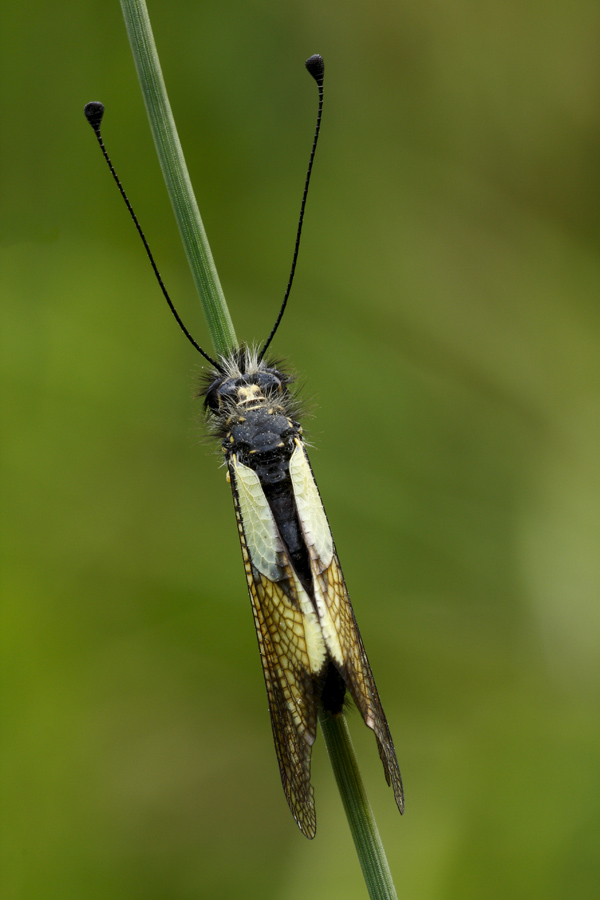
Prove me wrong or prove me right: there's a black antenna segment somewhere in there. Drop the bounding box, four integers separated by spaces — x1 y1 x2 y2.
258 54 325 362
83 101 222 371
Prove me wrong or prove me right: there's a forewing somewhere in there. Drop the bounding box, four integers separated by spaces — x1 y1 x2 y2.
290 443 405 814
230 455 326 838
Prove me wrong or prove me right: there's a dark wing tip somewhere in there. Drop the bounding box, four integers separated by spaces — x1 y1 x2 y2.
376 731 405 814
393 769 405 815
295 807 317 839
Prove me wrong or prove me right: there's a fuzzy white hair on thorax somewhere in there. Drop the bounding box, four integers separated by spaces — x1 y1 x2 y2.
217 345 265 379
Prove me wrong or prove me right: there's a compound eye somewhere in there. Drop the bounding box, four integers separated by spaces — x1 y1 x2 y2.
203 378 222 412
204 377 238 412
255 372 282 393
206 392 223 413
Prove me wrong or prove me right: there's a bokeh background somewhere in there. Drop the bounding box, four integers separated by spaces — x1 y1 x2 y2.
2 1 600 898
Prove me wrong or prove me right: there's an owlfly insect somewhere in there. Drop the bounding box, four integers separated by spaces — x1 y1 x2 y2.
85 54 403 838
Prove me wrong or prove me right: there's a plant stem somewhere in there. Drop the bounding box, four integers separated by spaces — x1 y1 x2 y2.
319 710 399 900
119 0 237 358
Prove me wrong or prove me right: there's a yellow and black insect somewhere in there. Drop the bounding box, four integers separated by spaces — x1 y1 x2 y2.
85 54 403 838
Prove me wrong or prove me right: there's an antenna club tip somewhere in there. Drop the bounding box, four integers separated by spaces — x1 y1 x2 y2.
305 54 324 84
84 101 105 133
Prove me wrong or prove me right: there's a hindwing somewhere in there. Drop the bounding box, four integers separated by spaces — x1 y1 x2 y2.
289 442 405 814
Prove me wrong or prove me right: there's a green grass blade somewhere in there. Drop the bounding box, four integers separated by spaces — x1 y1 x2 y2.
319 711 399 900
119 0 237 357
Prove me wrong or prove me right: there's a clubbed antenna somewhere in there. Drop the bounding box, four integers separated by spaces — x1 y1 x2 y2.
83 101 222 371
258 54 325 362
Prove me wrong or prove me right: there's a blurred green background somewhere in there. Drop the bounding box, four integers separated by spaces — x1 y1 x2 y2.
2 1 600 898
